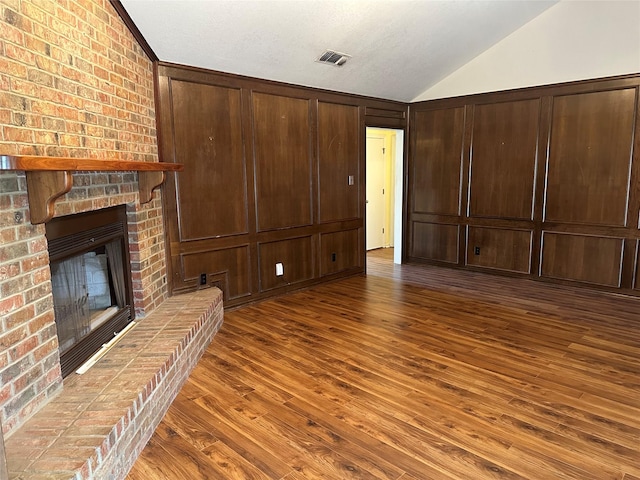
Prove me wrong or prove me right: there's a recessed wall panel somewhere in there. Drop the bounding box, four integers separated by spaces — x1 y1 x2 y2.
320 229 361 276
258 236 314 291
411 222 459 263
182 246 251 300
541 232 623 287
318 102 359 223
466 227 532 273
545 89 636 226
411 108 464 215
253 93 312 231
171 80 247 240
469 99 539 220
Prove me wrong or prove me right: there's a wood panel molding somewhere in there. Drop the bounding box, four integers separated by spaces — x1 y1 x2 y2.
540 232 624 287
408 74 640 296
468 99 539 220
544 89 636 227
253 92 313 232
410 222 459 264
466 226 532 273
155 63 403 306
410 108 464 216
318 102 360 223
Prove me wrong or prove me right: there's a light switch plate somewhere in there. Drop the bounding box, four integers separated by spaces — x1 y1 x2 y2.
348 175 354 186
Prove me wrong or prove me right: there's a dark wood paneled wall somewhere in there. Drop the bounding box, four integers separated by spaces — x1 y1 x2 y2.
407 74 640 295
156 63 406 306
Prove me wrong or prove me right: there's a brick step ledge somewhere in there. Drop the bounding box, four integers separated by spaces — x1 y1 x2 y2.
5 287 224 480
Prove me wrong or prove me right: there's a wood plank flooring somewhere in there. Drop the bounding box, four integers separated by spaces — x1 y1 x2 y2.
128 249 640 479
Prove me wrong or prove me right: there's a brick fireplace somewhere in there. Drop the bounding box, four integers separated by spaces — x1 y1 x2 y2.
1 2 225 478
0 0 166 438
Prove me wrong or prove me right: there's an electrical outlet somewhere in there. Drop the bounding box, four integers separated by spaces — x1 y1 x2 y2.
331 252 337 262
199 273 207 285
275 262 284 276
348 175 354 186
474 246 480 255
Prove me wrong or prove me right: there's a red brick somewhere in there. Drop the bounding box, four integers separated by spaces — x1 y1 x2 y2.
11 111 42 128
3 126 34 143
24 33 50 55
0 262 20 280
5 43 36 65
0 323 28 347
56 104 79 120
0 57 28 80
30 99 57 115
17 144 44 155
34 54 59 74
0 228 17 243
33 337 57 361
3 304 35 330
59 133 81 146
20 2 48 26
92 65 109 81
27 310 55 336
29 237 48 254
32 266 50 284
54 5 77 27
63 94 83 109
48 16 74 37
33 129 57 145
9 78 38 97
31 22 56 46
20 252 49 273
9 336 39 362
11 192 29 208
68 1 89 21
0 384 11 403
0 19 24 44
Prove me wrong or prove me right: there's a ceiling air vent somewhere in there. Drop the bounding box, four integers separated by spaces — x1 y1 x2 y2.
316 49 351 67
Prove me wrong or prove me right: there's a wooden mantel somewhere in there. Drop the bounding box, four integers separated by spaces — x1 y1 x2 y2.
0 155 184 224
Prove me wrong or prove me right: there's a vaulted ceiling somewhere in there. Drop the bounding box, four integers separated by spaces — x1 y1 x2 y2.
120 0 557 102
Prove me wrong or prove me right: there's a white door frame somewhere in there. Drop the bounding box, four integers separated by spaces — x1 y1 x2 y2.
365 127 404 264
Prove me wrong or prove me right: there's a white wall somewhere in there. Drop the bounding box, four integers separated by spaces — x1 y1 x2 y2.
414 1 640 101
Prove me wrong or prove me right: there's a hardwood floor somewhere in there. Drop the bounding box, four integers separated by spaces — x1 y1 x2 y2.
128 249 640 479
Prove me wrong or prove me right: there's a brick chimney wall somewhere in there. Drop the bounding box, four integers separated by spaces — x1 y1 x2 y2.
0 0 166 437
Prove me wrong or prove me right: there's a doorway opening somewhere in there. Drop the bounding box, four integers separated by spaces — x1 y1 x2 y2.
365 127 404 265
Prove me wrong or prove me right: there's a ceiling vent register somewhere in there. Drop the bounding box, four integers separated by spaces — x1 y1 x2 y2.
316 49 351 67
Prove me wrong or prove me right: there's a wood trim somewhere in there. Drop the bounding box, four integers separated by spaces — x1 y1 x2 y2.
138 171 165 203
1 155 183 224
25 171 73 224
411 73 640 110
0 156 183 172
109 0 158 62
157 61 408 107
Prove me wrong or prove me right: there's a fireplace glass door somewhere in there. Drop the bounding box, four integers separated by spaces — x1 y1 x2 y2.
46 206 134 377
50 240 127 354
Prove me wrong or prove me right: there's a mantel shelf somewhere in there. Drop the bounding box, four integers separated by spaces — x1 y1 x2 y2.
0 155 184 224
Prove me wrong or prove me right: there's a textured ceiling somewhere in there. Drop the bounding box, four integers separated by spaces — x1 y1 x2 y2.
120 0 557 102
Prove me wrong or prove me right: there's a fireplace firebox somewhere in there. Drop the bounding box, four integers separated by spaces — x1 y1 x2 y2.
45 206 134 377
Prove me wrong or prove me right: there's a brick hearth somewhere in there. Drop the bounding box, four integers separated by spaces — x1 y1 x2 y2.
5 287 223 479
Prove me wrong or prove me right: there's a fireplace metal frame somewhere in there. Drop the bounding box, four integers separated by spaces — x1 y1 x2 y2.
46 206 134 377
